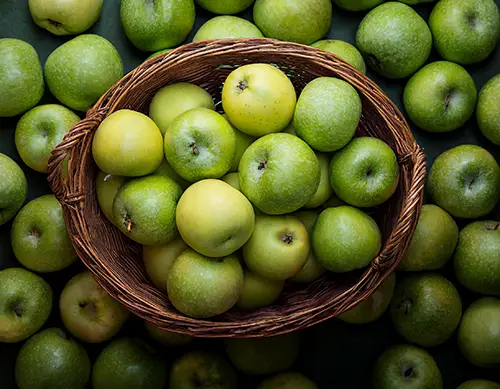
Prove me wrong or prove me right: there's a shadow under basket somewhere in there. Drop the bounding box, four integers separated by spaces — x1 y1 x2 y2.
48 38 426 338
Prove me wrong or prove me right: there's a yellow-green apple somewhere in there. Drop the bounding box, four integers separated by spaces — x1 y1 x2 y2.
222 64 297 137
15 104 80 173
92 337 166 389
330 137 399 207
149 83 215 136
92 109 164 177
332 0 383 11
45 34 123 112
193 16 263 41
477 74 500 145
312 40 366 74
304 153 333 208
223 114 255 172
258 372 318 389
167 248 243 318
239 133 321 214
0 153 27 226
113 175 182 245
143 237 188 292
195 0 254 14
458 380 500 389
11 194 78 273
243 214 309 280
236 271 284 310
95 170 127 224
0 38 44 117
15 328 91 389
152 159 190 189
222 172 241 191
225 333 300 375
312 206 381 273
428 145 500 219
144 321 193 346
59 271 130 343
29 0 103 35
0 268 52 343
121 0 195 51
176 179 255 257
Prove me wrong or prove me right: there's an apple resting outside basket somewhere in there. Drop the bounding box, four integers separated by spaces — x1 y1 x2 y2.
47 38 427 338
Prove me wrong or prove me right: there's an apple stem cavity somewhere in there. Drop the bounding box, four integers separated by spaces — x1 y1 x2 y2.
48 19 63 29
281 234 294 245
402 366 415 380
445 93 452 109
124 214 133 234
237 79 249 92
397 297 412 315
189 142 200 156
487 222 500 231
258 160 267 170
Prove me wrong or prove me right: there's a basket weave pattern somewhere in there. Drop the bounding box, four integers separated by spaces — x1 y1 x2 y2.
48 38 426 338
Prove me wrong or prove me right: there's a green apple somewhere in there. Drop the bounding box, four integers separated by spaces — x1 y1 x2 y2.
458 380 500 389
458 297 500 367
390 273 462 347
60 271 130 343
45 34 123 112
144 321 193 346
95 170 127 223
0 268 52 343
176 179 255 257
167 248 243 318
333 0 383 11
11 194 77 273
15 104 80 173
428 145 500 219
477 75 500 145
254 0 332 45
15 328 91 389
195 0 254 14
120 0 195 51
454 221 500 297
294 77 361 152
289 211 326 283
170 350 237 389
113 175 182 245
339 273 396 324
225 333 300 375
356 2 432 79
399 204 459 271
372 344 443 389
257 372 318 389
29 0 103 35
146 48 173 61
164 108 236 182
152 158 190 189
0 153 27 226
403 61 477 133
399 0 436 4
193 16 263 41
429 0 500 65
223 115 255 172
321 194 346 209
243 214 309 280
92 337 167 389
311 40 366 73
312 206 381 273
222 64 297 137
92 109 164 177
0 38 44 117
237 271 284 310
143 237 188 292
239 133 321 214
149 82 215 136
222 172 241 191
330 137 399 207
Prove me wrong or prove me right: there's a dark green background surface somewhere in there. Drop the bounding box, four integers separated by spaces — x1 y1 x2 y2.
1 1 499 388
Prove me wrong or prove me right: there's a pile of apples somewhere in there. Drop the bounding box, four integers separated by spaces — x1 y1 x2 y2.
92 63 400 319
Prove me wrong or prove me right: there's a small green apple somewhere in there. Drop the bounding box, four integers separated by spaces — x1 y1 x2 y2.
332 0 383 11
222 64 297 137
458 380 500 389
0 153 27 226
239 133 321 214
113 175 182 245
11 194 78 273
176 179 255 257
254 0 332 44
195 0 254 14
95 171 127 224
222 172 241 191
152 159 190 189
167 248 244 318
149 82 215 136
257 372 318 389
237 271 284 310
0 38 44 117
93 109 164 177
45 34 123 112
477 75 500 145
312 206 381 273
0 268 52 343
294 77 361 152
143 237 188 292
243 214 309 281
15 104 80 173
144 321 193 346
311 40 366 74
60 271 130 344
164 108 236 182
29 0 103 35
193 16 263 41
120 0 195 51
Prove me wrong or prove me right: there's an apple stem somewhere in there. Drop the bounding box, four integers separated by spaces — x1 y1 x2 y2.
237 80 248 92
48 19 62 28
104 174 112 182
258 160 267 170
487 222 500 231
445 93 451 109
403 366 415 380
281 234 294 244
397 298 412 314
124 215 133 233
189 142 200 156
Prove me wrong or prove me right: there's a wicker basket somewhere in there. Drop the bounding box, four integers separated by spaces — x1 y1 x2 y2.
47 38 426 338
